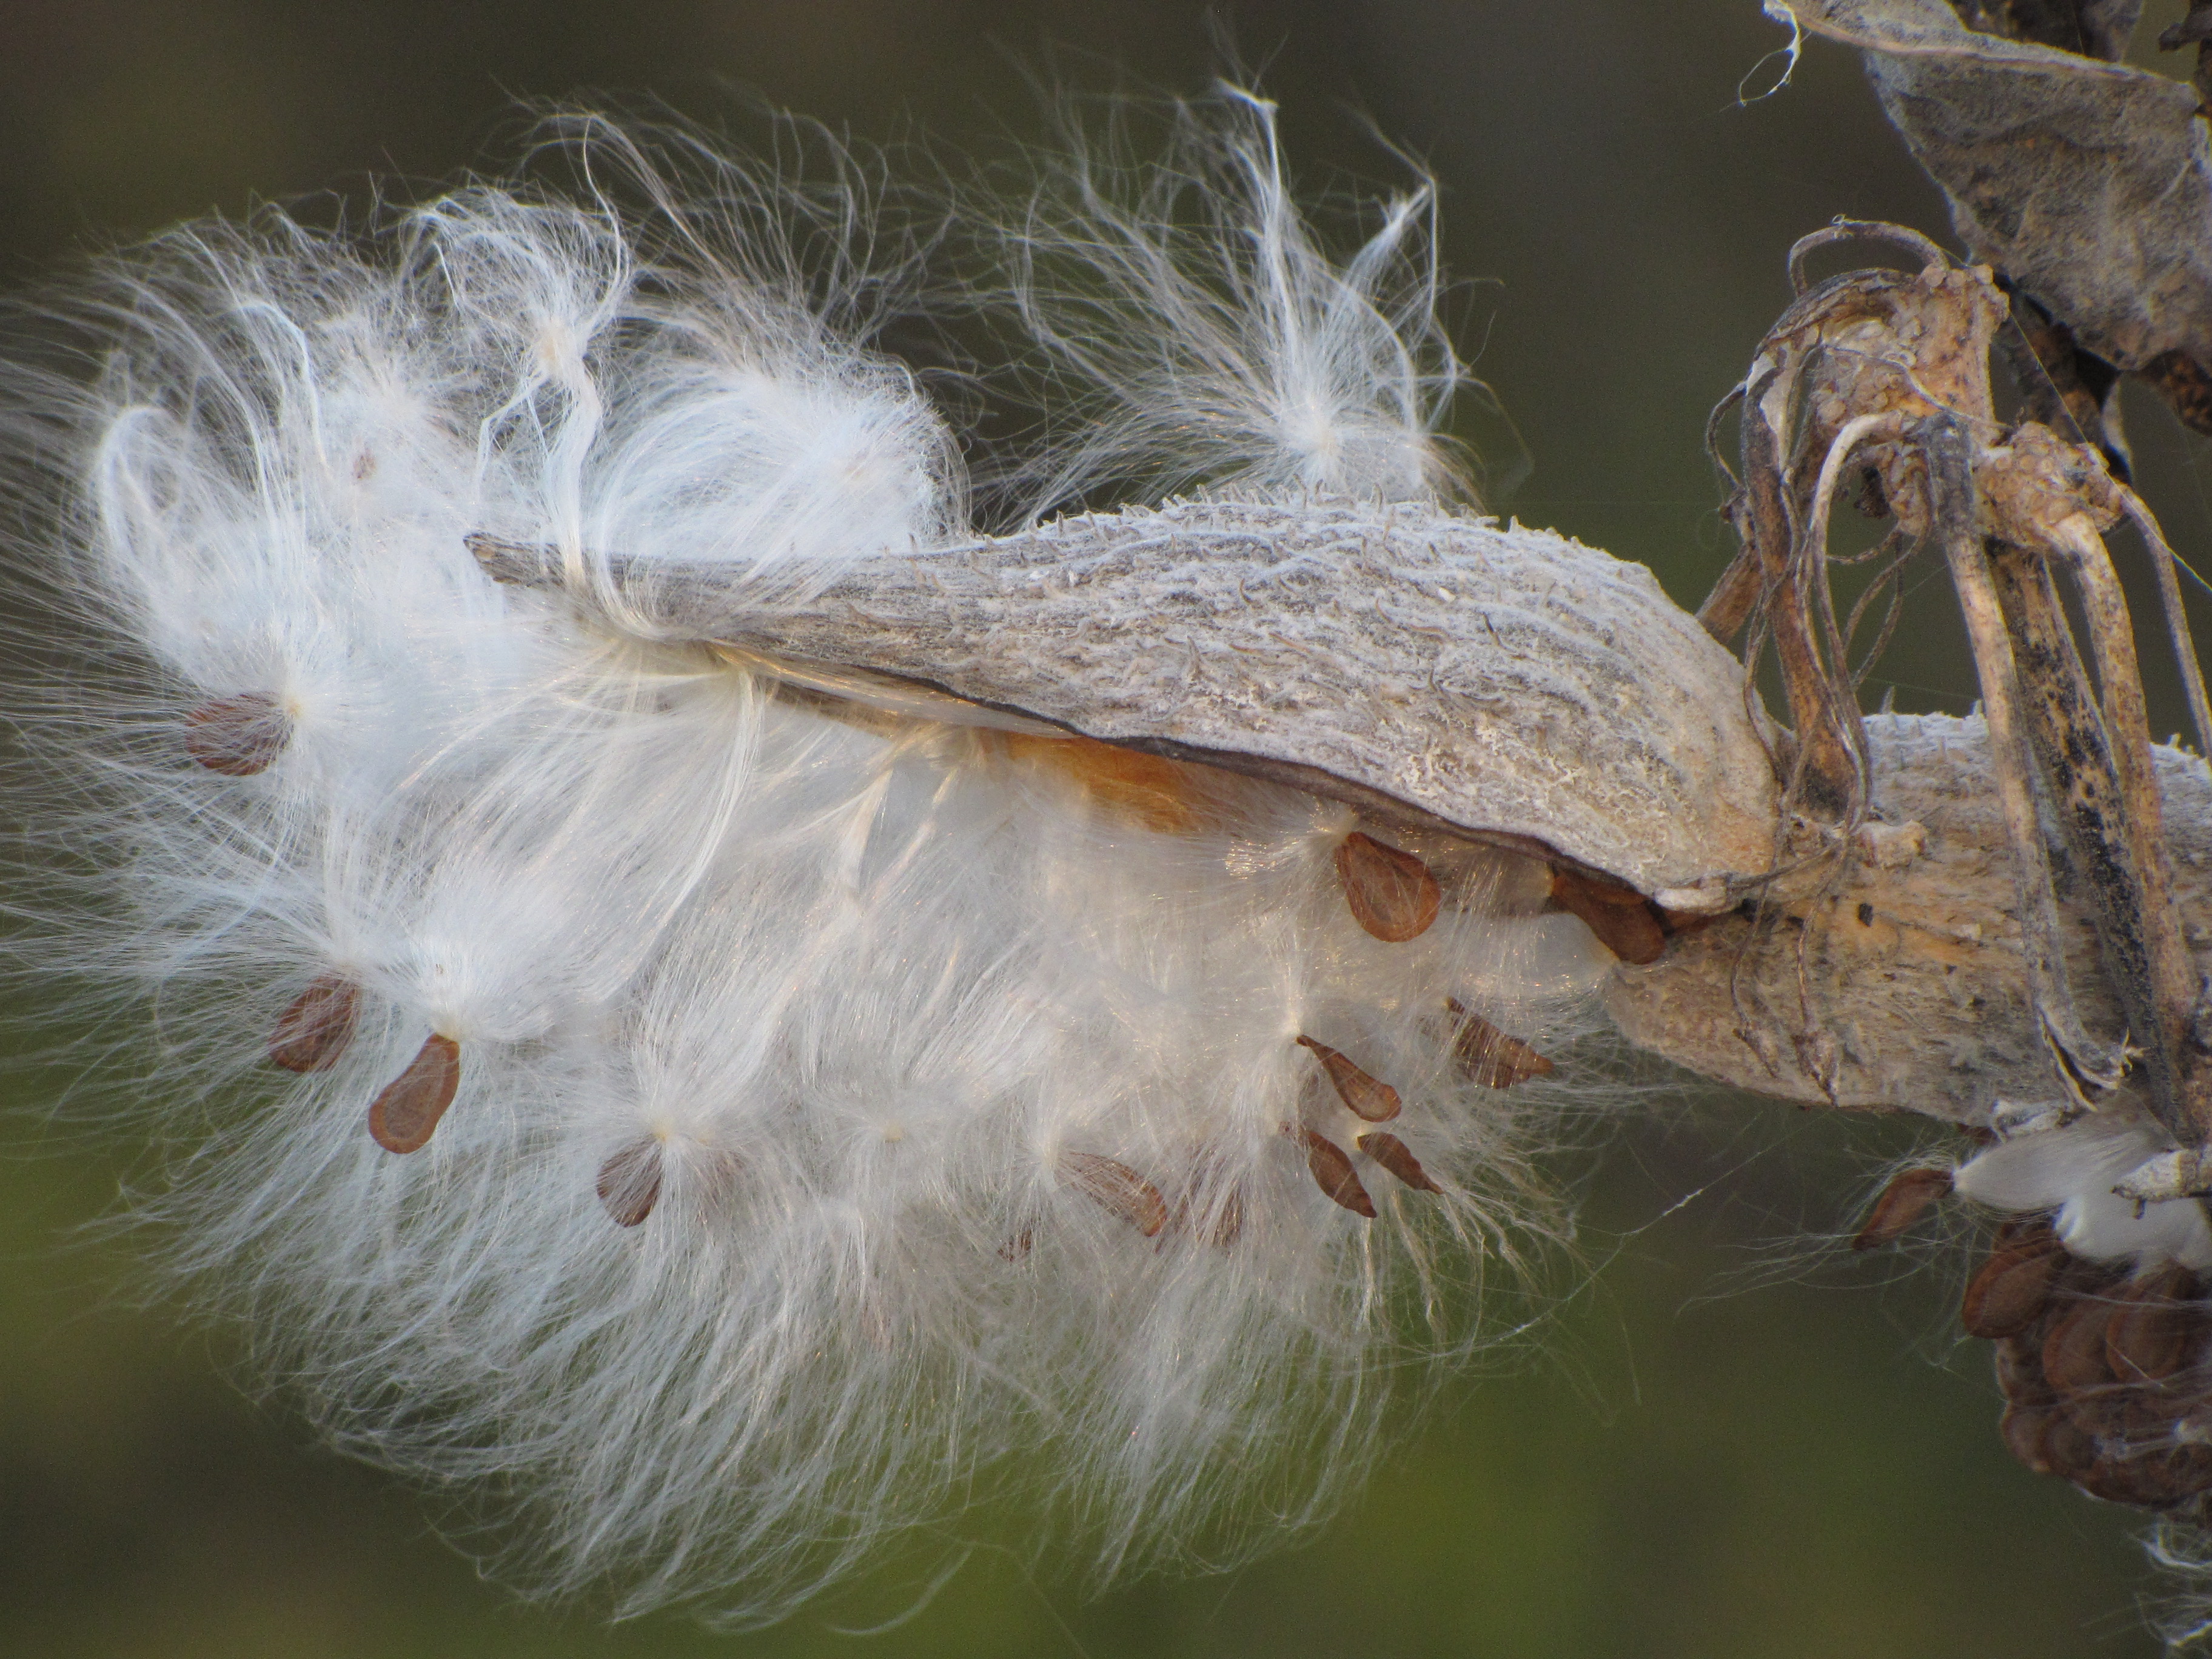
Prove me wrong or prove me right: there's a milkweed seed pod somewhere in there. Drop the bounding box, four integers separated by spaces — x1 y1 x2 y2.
0 95 1774 1622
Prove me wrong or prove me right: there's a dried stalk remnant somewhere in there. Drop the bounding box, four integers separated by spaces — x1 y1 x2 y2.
596 1138 665 1228
367 1033 462 1155
1296 1035 1402 1122
1849 1166 1951 1251
185 692 289 777
267 974 361 1073
1059 1151 1168 1238
1334 831 1441 942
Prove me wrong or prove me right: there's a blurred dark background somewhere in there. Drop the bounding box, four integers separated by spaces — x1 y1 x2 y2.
6 2 2211 1655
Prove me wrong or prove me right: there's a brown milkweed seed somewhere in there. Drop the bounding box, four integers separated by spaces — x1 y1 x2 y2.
1296 1035 1401 1122
1999 1401 2056 1475
2043 1298 2119 1399
1444 999 1553 1088
367 1033 461 1154
1357 1131 1440 1193
2106 1266 2202 1385
268 973 362 1072
186 692 290 777
595 1137 665 1228
1334 832 1441 942
1301 1130 1376 1218
997 1229 1034 1263
1060 1151 1168 1238
1547 866 1666 965
1849 1166 1952 1252
1961 1231 2065 1339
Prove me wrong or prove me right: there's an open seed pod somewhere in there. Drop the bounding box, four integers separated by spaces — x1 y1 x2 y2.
472 496 1779 910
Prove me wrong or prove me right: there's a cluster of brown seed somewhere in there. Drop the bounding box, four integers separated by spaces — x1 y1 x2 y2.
1854 1162 2212 1514
1969 1218 2212 1512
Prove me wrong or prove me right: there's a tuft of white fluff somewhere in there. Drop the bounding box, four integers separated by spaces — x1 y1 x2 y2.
1954 1114 2212 1270
990 84 1472 518
0 103 1606 1624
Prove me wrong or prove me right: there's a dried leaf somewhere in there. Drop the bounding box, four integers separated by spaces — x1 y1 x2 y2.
1300 1130 1376 1218
1444 999 1553 1088
1333 832 1441 942
1356 1131 1440 1193
186 692 289 777
1060 1151 1168 1238
367 1033 462 1154
1849 1165 1952 1250
268 973 361 1073
1296 1035 1402 1122
596 1137 665 1227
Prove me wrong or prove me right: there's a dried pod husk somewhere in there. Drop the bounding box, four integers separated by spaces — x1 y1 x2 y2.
185 692 290 777
1296 1035 1401 1122
267 974 362 1073
1356 1130 1441 1194
1962 1225 2066 1338
470 498 1778 912
1849 1166 1952 1252
1299 1130 1376 1219
1059 1151 1168 1238
596 1137 665 1228
367 1033 462 1155
1444 998 1553 1088
1333 831 1441 942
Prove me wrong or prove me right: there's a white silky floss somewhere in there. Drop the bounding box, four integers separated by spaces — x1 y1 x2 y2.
6 96 1615 1622
1957 1114 2212 1270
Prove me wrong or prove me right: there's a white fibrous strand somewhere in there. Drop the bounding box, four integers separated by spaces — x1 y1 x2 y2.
987 84 1472 519
0 102 1606 1624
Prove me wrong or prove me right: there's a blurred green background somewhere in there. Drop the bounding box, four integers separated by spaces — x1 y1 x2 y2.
7 2 2212 1655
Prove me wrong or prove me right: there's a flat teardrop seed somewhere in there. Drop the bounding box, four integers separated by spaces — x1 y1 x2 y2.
1849 1166 1952 1252
1961 1233 2065 1338
2106 1266 2203 1385
268 973 361 1072
1334 832 1441 942
1296 1035 1402 1122
2045 1298 2120 1398
1357 1130 1441 1193
1999 1401 2057 1475
367 1033 461 1154
596 1137 665 1227
1445 999 1553 1088
1061 1151 1168 1238
186 692 290 777
1302 1130 1376 1218
1548 866 1666 965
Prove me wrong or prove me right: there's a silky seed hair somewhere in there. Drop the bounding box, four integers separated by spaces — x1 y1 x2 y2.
1 93 1617 1624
